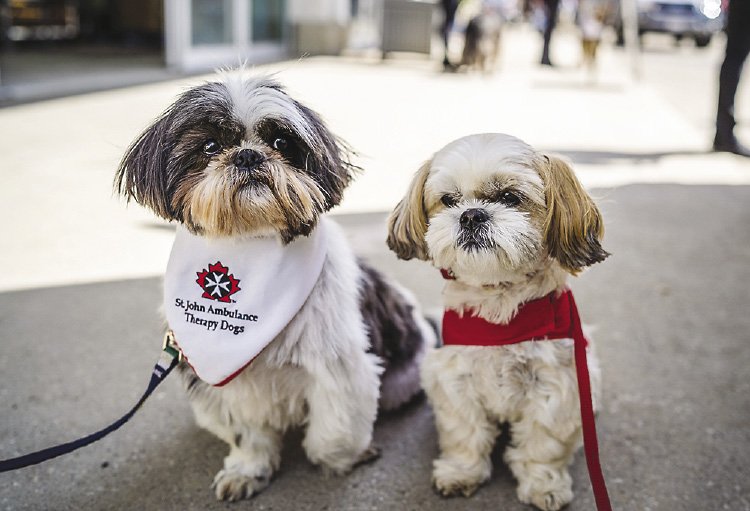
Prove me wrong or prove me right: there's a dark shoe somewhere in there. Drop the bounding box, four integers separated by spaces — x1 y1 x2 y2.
540 58 554 67
442 60 459 73
713 136 750 157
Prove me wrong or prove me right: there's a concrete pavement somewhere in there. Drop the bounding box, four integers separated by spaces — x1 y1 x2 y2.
1 24 750 511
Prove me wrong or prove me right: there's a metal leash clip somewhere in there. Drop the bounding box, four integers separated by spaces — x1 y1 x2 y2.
162 330 183 363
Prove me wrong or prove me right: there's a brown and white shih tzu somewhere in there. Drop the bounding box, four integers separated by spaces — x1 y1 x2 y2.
115 72 435 501
387 133 609 510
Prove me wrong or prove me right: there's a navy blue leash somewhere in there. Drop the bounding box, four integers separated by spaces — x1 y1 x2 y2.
0 331 182 473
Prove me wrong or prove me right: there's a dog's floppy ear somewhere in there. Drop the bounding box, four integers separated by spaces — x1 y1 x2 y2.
538 155 609 274
115 112 175 220
387 159 432 260
293 101 359 211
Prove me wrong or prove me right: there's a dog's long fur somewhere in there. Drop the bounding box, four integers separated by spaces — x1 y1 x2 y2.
116 72 434 501
387 133 608 511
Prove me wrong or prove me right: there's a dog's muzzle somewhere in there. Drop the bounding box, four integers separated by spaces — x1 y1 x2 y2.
460 208 489 230
458 208 493 251
234 148 265 173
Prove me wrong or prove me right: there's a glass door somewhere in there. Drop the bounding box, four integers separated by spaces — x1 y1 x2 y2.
165 0 288 72
191 0 233 46
251 0 286 43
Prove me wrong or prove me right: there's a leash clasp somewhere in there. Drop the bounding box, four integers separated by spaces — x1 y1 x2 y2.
162 330 183 362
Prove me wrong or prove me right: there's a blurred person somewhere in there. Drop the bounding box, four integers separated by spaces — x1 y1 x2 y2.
441 0 461 71
713 0 750 157
527 0 548 32
577 0 609 75
540 0 561 65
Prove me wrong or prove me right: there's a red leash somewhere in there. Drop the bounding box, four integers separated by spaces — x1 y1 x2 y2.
567 294 612 511
441 283 612 511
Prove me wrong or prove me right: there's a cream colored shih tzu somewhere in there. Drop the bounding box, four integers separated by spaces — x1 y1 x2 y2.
115 72 435 501
387 133 610 511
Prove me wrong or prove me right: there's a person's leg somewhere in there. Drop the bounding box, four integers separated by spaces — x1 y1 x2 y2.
541 0 561 65
442 0 459 69
714 2 750 155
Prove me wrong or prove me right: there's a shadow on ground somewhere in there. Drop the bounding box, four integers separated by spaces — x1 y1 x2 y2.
543 148 714 165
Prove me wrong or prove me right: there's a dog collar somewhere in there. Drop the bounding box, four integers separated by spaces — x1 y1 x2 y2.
440 268 456 280
442 289 587 348
439 267 537 290
441 288 612 511
163 223 327 386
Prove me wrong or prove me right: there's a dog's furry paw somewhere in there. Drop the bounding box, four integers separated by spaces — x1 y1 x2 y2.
354 444 381 467
518 478 573 511
433 476 480 498
518 482 573 511
513 461 574 511
431 458 489 498
212 468 271 502
318 444 381 478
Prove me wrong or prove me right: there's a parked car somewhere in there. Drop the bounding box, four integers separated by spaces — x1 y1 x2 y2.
616 0 724 47
1 0 79 42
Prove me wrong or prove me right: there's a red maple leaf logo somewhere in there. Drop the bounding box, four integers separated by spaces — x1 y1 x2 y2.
196 261 241 303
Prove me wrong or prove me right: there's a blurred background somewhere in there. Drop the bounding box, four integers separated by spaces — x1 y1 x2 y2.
0 0 733 101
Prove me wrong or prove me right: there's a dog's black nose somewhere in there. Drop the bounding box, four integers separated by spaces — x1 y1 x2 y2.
460 208 490 229
234 149 265 171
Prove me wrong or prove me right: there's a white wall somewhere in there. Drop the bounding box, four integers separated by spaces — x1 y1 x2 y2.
287 0 351 24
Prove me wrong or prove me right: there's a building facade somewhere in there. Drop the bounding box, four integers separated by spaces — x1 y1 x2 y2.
0 0 358 101
165 0 353 72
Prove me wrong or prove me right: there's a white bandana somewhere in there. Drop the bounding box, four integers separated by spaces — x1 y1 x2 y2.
163 223 328 386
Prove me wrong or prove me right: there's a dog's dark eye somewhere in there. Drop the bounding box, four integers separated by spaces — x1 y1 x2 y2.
498 191 521 207
272 137 288 151
441 194 458 207
258 122 305 168
203 140 221 156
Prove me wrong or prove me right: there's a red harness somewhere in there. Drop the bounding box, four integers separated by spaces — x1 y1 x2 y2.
441 271 612 511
